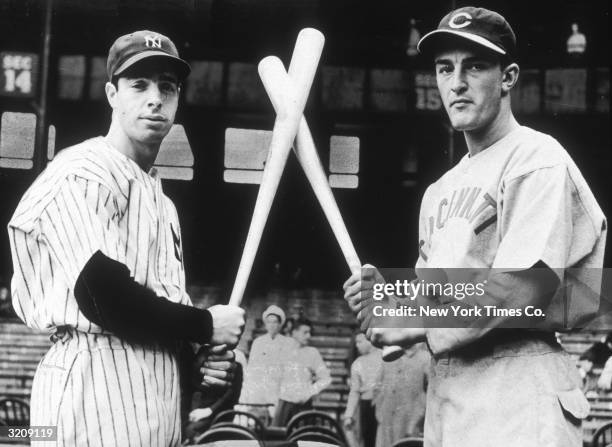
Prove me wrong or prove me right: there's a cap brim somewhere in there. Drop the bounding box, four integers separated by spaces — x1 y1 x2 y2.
113 51 191 80
417 29 506 56
263 311 286 325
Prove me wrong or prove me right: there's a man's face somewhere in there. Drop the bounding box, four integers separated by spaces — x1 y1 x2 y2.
107 62 179 146
579 359 593 373
435 47 504 132
292 324 312 347
264 314 281 337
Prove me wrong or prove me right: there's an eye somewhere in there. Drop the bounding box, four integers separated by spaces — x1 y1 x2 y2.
467 62 486 71
160 81 178 95
436 64 452 75
130 80 148 90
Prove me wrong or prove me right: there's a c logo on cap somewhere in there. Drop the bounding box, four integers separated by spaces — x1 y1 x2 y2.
449 12 472 29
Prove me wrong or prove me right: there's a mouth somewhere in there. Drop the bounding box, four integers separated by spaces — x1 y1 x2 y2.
140 115 167 123
450 98 472 107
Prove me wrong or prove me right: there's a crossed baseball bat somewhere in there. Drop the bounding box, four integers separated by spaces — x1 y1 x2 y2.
228 28 403 362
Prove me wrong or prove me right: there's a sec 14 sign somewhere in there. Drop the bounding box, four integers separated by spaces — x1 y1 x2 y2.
1 52 39 98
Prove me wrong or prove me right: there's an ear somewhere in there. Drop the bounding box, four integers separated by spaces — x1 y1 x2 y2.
501 63 520 94
105 81 118 108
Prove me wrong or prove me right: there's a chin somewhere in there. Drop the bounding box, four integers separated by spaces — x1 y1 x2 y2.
141 131 168 144
449 117 480 132
450 120 471 131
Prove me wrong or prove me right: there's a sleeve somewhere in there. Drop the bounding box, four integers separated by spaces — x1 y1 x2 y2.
424 165 605 355
310 349 332 397
247 337 263 366
38 176 122 289
344 360 362 418
74 251 213 344
493 164 601 271
372 362 384 409
598 357 612 390
10 175 214 342
425 263 558 355
416 186 434 270
8 176 120 328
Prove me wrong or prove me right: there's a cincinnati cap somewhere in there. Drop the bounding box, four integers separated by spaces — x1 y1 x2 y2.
418 7 516 59
106 30 191 81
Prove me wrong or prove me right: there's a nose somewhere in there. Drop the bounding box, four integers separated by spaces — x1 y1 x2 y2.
146 84 163 109
450 68 467 94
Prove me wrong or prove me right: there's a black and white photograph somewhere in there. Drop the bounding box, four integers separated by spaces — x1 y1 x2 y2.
0 0 610 446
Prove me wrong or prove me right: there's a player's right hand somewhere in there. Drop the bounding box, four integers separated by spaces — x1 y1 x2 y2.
208 304 245 348
343 264 385 323
195 344 236 388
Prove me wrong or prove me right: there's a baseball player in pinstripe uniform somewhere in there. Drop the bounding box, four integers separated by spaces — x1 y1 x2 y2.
8 30 245 446
343 7 607 447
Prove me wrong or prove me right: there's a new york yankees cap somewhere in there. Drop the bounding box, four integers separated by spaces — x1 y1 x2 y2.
107 30 191 81
417 7 516 60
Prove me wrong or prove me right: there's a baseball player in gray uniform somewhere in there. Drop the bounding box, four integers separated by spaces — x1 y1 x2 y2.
8 30 245 446
343 7 607 447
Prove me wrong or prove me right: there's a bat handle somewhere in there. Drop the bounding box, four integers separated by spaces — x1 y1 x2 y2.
381 345 404 362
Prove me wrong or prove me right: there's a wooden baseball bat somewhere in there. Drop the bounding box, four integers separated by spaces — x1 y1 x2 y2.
259 68 404 362
229 29 325 306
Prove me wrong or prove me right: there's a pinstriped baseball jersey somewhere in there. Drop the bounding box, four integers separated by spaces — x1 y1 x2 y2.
8 136 190 446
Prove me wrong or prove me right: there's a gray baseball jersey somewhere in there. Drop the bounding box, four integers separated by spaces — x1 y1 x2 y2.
417 125 606 336
9 136 190 446
415 126 606 447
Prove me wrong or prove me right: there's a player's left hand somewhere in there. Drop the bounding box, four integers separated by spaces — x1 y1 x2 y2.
365 327 426 349
195 344 236 388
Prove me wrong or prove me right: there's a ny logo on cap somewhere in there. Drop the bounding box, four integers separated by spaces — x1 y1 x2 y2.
144 34 162 49
449 12 472 29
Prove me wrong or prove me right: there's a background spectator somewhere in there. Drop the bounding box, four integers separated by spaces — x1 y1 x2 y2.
240 305 292 420
373 344 430 447
343 333 382 447
273 317 331 426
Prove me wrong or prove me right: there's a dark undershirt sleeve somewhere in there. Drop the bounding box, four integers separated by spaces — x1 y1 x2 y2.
74 250 213 344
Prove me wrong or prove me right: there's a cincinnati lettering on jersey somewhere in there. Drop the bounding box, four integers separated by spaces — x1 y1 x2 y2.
420 186 497 260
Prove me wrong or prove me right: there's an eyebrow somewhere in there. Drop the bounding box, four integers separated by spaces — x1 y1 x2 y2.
124 73 179 83
159 73 179 83
435 56 494 67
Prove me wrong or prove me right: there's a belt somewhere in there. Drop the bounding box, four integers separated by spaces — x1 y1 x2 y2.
448 329 560 360
50 325 73 344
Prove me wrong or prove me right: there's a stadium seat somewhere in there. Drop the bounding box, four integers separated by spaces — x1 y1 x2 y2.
286 410 346 444
289 425 343 443
194 425 262 446
210 409 265 437
392 437 424 447
288 429 344 446
0 397 29 426
592 421 612 447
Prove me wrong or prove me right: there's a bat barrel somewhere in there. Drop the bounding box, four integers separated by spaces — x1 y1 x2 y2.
228 30 325 307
